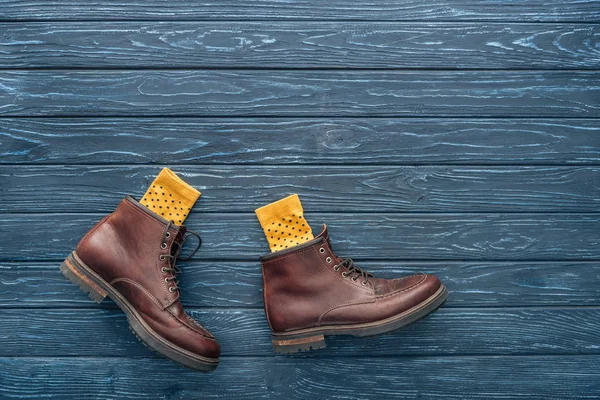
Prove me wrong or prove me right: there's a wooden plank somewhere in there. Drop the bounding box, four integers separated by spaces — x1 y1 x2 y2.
2 213 599 261
2 118 599 165
2 307 600 357
1 0 599 22
2 23 599 69
2 260 600 308
1 356 599 399
3 165 599 213
1 71 598 117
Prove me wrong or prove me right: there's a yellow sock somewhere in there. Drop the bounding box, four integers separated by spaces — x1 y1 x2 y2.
255 194 314 252
140 168 200 225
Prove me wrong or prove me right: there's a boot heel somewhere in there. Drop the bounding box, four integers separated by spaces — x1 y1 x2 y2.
272 333 326 354
60 253 107 304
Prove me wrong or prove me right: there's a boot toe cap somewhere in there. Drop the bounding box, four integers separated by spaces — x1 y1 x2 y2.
374 273 441 296
381 273 444 313
168 324 221 360
191 335 221 359
138 308 221 361
177 315 221 359
411 274 442 301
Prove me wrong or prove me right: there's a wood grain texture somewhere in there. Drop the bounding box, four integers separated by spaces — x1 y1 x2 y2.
3 260 600 308
1 356 599 399
2 307 600 357
1 0 599 22
3 118 599 165
2 23 599 69
1 0 598 396
2 213 598 261
3 165 600 213
1 71 598 117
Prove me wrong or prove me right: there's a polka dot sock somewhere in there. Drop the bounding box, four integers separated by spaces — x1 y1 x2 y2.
255 194 314 252
139 168 200 225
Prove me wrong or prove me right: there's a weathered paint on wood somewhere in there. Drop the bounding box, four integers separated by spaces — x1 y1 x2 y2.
2 23 599 69
1 356 599 399
3 261 600 308
1 0 599 22
3 307 600 357
2 213 599 261
1 0 598 398
2 118 599 165
1 71 598 117
3 165 599 213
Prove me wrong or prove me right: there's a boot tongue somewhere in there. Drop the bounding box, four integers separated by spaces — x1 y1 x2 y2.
316 224 334 248
315 224 329 241
175 225 186 242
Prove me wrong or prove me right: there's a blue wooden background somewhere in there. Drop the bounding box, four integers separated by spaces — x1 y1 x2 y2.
1 1 600 398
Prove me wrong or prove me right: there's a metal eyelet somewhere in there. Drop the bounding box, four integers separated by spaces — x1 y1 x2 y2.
169 287 176 292
341 272 348 278
326 257 332 263
159 255 166 260
362 281 368 286
161 267 168 273
165 232 170 238
333 265 340 271
352 277 358 282
161 243 167 249
164 277 170 283
319 248 325 253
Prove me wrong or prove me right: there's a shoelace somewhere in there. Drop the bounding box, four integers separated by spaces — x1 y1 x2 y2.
335 258 373 285
159 221 202 293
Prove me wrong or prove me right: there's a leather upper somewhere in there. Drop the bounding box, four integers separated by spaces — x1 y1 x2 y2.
260 225 442 333
76 196 220 359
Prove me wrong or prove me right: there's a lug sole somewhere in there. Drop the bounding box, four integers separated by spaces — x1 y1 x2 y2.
271 284 448 354
60 251 219 372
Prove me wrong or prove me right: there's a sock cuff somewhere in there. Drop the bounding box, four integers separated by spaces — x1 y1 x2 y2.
140 168 200 225
157 168 201 205
255 194 314 252
255 194 304 224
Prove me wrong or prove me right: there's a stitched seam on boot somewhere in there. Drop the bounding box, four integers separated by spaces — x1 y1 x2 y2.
166 307 216 341
182 313 216 340
375 274 427 299
110 278 164 309
317 298 376 326
113 278 216 341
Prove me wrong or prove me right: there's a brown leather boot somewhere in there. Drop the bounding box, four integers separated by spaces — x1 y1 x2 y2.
60 196 220 371
261 225 448 353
